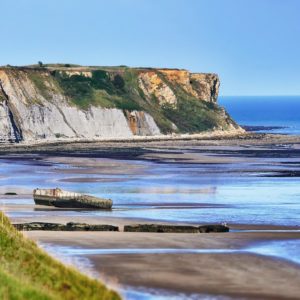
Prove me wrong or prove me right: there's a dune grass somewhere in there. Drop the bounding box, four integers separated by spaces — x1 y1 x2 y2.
0 211 120 300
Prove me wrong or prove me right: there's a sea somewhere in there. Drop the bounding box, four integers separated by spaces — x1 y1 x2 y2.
219 96 300 135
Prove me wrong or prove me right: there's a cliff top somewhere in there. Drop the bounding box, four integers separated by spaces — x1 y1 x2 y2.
0 64 217 76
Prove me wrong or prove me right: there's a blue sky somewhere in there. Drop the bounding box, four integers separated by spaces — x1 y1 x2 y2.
1 0 299 96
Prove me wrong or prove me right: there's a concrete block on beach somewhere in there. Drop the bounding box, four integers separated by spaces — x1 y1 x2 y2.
13 222 119 231
14 222 65 231
124 224 229 233
65 222 119 231
199 225 229 233
33 188 113 209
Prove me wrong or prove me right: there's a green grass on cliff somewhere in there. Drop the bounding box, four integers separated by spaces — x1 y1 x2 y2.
0 211 120 300
52 69 142 111
161 94 229 133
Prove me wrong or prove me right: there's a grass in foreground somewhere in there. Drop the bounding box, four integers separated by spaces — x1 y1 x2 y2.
0 211 120 300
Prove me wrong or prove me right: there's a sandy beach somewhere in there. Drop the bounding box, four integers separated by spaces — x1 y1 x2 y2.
23 230 300 299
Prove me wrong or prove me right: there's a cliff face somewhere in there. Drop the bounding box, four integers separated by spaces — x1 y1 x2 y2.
0 66 242 143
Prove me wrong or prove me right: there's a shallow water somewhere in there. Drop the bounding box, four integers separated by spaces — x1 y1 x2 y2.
39 239 300 266
121 288 232 300
1 156 300 226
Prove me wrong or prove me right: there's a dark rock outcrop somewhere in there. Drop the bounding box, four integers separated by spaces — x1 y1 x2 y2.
65 222 118 231
124 224 229 233
198 224 229 233
14 222 119 231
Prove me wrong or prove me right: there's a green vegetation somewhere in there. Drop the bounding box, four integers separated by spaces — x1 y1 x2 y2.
27 73 49 102
55 133 67 138
162 96 224 133
27 71 64 103
0 91 6 102
52 70 141 111
0 211 120 300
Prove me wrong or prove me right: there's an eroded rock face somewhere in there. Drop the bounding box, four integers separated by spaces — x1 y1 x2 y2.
0 69 160 142
138 69 220 106
62 71 92 78
0 102 17 142
159 69 220 103
125 110 161 135
138 71 177 106
189 73 220 103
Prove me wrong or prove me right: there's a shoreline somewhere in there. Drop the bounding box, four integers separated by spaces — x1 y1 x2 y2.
0 133 300 158
0 129 248 148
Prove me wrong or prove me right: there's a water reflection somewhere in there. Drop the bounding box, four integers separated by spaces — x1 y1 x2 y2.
39 240 300 266
1 156 300 226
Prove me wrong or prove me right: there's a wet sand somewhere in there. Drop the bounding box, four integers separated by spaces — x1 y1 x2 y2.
25 229 300 251
25 230 300 299
1 133 300 159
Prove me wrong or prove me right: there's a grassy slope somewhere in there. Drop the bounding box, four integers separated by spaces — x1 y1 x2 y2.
0 212 120 300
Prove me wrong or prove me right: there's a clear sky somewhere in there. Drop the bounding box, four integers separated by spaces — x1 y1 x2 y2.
1 0 299 96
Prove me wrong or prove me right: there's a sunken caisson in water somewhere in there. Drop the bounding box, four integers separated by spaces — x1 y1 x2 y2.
33 188 112 209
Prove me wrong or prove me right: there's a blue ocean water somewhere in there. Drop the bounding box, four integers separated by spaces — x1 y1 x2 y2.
219 96 300 135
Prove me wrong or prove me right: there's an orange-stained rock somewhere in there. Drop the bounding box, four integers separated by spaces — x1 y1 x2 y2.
138 69 219 106
138 71 177 106
124 110 161 136
159 69 219 103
